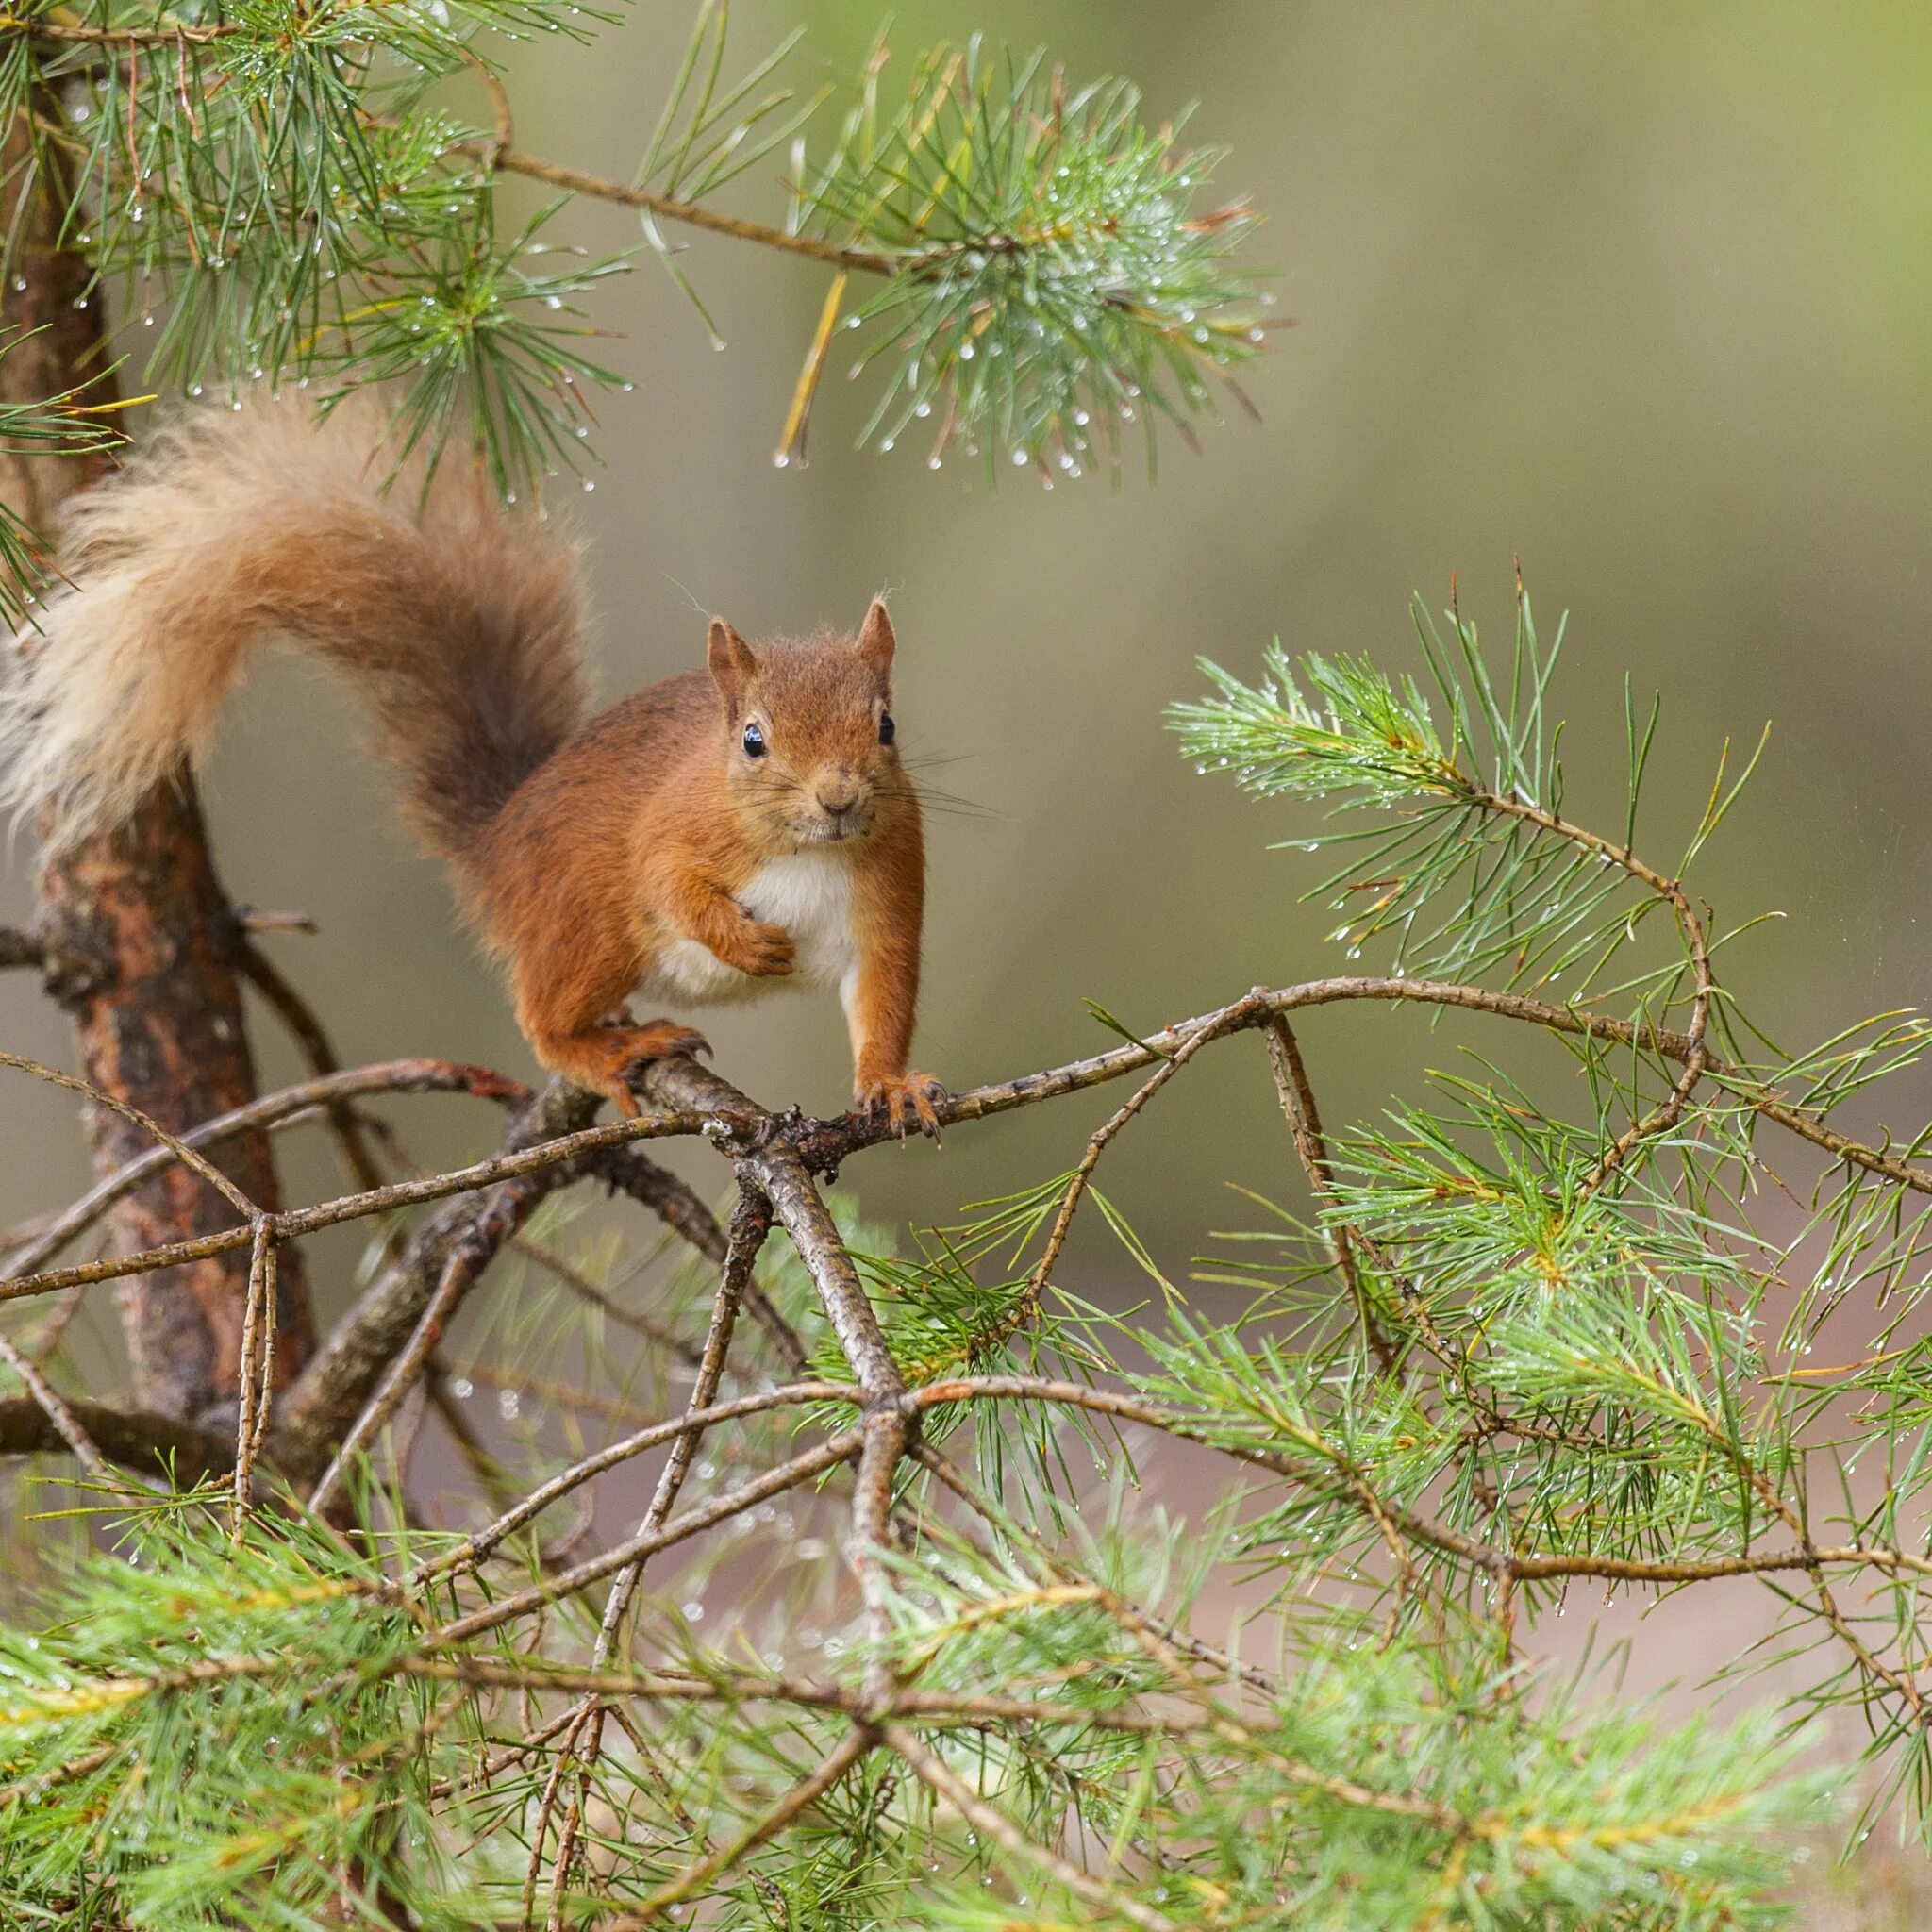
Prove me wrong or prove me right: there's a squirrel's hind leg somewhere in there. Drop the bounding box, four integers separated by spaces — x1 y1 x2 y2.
528 1016 710 1118
508 924 708 1116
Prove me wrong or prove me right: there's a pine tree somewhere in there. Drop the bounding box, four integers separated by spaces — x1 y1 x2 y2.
0 6 1922 1928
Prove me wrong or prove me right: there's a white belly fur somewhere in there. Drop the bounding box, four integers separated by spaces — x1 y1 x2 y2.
640 851 858 1008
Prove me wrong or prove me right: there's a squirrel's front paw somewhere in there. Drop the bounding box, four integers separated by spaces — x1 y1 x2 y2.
712 917 795 977
856 1069 948 1141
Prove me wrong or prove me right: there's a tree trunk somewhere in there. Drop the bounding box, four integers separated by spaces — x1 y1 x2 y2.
1 105 313 1424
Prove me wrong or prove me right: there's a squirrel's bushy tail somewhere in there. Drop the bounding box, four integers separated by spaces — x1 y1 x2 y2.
0 397 588 863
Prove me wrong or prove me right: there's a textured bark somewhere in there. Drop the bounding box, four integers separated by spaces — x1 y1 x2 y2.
0 104 313 1424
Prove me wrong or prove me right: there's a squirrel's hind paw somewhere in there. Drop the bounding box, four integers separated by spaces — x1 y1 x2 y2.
550 1019 710 1118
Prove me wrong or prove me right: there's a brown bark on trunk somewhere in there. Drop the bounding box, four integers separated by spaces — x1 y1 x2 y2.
1 104 313 1424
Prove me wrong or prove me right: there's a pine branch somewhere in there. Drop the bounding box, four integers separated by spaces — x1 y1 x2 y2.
5 5 1267 492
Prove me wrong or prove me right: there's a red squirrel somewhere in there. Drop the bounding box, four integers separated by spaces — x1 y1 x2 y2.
0 399 946 1133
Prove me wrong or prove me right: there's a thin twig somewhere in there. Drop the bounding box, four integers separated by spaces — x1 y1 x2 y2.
602 1724 877 1927
432 1428 866 1645
885 1723 1178 1932
1264 1014 1398 1373
413 1379 853 1582
0 1323 113 1483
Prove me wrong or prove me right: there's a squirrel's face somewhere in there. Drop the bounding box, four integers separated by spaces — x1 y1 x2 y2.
707 601 908 852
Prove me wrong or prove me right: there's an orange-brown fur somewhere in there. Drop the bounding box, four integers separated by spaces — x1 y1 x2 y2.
1 400 943 1130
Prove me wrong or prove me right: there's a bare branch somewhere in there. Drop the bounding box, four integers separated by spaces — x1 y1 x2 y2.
1264 1015 1398 1372
0 1393 234 1483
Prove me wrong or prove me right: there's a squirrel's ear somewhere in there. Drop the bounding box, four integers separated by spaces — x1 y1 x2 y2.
707 618 757 708
855 598 896 678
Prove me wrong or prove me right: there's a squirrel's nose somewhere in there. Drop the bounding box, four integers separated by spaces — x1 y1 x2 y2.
815 770 861 815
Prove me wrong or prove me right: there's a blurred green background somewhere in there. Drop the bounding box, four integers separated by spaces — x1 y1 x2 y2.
5 0 1932 1323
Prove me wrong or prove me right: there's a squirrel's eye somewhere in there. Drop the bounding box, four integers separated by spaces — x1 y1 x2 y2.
741 723 767 759
878 713 896 747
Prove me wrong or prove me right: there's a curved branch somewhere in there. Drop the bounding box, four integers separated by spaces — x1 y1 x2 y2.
5 974 1924 1320
0 1392 234 1483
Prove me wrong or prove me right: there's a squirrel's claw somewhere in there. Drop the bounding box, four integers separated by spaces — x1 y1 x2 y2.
858 1071 948 1142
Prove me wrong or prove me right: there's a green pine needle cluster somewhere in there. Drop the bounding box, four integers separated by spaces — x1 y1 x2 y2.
0 1487 1821 1929
0 0 1265 529
799 39 1266 479
0 329 126 627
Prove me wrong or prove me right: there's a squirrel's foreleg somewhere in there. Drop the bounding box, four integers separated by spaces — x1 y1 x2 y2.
845 858 945 1139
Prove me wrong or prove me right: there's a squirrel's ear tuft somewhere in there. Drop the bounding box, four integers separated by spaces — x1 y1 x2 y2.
708 618 757 708
855 598 896 678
